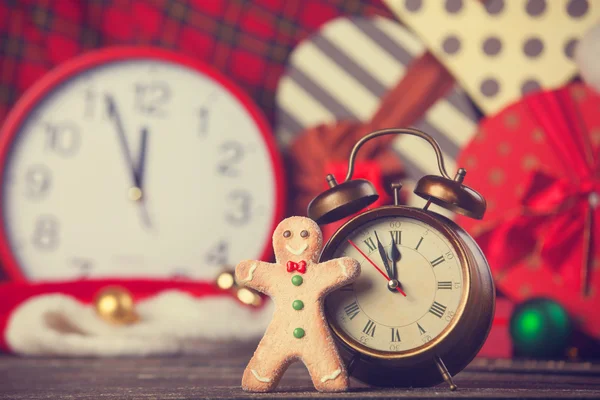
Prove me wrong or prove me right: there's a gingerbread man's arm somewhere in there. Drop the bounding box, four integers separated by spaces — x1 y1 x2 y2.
316 257 361 296
235 260 279 296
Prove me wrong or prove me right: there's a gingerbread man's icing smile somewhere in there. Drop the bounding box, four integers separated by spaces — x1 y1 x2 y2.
235 216 361 393
285 243 307 255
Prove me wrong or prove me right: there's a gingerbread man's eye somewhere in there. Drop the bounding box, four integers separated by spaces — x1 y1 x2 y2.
300 230 309 238
283 230 292 238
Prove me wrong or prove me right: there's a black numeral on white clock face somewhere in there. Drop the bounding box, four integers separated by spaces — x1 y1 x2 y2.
363 319 377 337
134 82 170 116
363 237 376 252
24 165 52 200
205 240 229 266
198 107 209 135
31 215 59 251
217 142 244 177
391 327 401 342
429 302 447 318
84 89 96 119
343 301 360 320
70 257 93 276
226 190 252 226
430 256 445 267
415 236 424 250
390 230 401 244
44 122 81 157
437 281 452 290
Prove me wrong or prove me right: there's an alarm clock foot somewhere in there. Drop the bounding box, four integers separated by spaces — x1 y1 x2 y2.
434 356 457 391
346 355 358 374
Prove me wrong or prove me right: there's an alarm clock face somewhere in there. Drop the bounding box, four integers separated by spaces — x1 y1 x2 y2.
325 213 466 355
0 48 284 281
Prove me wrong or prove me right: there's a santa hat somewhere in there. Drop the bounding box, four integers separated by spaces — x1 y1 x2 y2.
0 278 273 357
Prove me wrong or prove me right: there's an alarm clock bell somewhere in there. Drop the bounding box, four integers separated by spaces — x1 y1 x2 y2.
307 128 486 224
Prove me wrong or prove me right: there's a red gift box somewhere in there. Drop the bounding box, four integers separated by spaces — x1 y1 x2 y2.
456 83 600 340
477 297 513 359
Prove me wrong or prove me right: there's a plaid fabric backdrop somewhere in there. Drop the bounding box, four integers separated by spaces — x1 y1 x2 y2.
0 0 391 125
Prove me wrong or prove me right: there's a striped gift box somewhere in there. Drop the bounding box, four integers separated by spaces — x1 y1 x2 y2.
275 16 480 212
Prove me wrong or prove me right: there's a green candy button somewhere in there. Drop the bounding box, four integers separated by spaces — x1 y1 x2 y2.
292 300 304 310
291 275 303 286
293 328 305 338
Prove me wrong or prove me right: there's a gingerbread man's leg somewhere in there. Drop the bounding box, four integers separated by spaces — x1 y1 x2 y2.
242 342 296 392
303 336 349 392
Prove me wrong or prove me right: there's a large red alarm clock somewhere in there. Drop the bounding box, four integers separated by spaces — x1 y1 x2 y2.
0 47 285 282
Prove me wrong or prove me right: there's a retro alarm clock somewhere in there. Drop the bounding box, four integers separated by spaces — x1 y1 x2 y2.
0 47 285 282
308 128 494 390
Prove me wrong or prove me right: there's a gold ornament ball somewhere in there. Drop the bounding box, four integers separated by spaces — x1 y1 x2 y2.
215 267 263 308
94 286 138 325
237 287 262 307
216 271 235 290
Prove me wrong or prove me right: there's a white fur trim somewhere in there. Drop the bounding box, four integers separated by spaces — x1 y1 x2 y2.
285 243 307 255
320 368 341 382
5 291 274 357
250 369 272 383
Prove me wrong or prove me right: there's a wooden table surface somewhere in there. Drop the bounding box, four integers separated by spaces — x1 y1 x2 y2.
1 348 600 399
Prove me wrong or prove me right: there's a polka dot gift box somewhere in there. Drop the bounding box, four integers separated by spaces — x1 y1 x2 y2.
384 0 600 115
454 83 600 340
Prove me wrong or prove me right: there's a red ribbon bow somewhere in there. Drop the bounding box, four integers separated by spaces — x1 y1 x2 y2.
477 89 599 294
286 260 307 274
480 171 596 276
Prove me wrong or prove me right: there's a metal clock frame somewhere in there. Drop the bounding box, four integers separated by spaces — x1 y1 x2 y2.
321 205 495 389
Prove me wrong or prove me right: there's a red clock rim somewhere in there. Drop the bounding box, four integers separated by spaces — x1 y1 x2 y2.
0 46 286 282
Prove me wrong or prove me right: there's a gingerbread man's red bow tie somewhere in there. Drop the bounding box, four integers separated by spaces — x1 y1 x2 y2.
286 260 307 274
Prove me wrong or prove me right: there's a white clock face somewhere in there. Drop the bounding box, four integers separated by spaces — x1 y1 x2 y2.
1 56 280 281
325 216 465 353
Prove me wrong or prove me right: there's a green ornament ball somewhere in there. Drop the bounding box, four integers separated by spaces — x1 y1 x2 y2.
509 297 572 358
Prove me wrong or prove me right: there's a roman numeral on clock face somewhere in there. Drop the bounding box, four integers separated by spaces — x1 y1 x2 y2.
429 301 447 318
363 319 377 337
390 230 401 244
417 323 426 335
430 255 445 267
415 237 424 250
343 301 360 320
437 281 452 290
391 327 401 342
363 237 376 252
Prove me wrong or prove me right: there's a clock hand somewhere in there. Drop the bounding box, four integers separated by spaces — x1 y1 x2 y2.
133 127 152 229
134 126 148 189
105 95 152 229
348 239 406 297
105 94 137 185
389 233 401 280
374 231 393 278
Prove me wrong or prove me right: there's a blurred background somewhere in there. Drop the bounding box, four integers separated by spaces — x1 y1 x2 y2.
0 0 598 365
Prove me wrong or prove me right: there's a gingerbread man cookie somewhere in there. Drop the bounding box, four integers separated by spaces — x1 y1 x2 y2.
235 216 360 392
